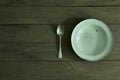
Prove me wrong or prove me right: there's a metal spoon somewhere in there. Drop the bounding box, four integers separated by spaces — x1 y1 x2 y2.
57 24 64 59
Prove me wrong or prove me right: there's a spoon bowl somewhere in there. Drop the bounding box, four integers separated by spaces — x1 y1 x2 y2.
57 25 64 36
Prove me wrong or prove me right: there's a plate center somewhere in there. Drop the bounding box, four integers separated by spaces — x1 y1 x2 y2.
76 24 108 56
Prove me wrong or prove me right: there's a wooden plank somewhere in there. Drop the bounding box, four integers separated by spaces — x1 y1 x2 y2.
0 24 57 42
0 0 120 7
0 40 119 61
0 7 120 24
0 24 119 43
0 42 80 61
0 61 120 80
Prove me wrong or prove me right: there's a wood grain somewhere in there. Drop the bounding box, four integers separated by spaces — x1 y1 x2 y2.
0 7 120 24
0 24 57 42
0 0 120 7
0 61 120 80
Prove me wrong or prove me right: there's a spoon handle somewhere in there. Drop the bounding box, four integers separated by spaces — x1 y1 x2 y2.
58 36 62 58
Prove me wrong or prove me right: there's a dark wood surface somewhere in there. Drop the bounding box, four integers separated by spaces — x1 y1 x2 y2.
0 0 120 80
0 61 120 80
0 7 120 24
0 0 120 7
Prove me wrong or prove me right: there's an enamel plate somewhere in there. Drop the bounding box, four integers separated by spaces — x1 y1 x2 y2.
71 19 114 61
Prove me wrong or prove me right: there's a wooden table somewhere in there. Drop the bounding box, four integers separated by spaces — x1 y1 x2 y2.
0 0 120 80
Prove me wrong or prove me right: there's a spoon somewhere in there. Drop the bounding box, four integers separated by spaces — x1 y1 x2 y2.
57 24 64 59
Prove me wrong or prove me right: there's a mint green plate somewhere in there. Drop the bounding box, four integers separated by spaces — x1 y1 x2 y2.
71 19 113 61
